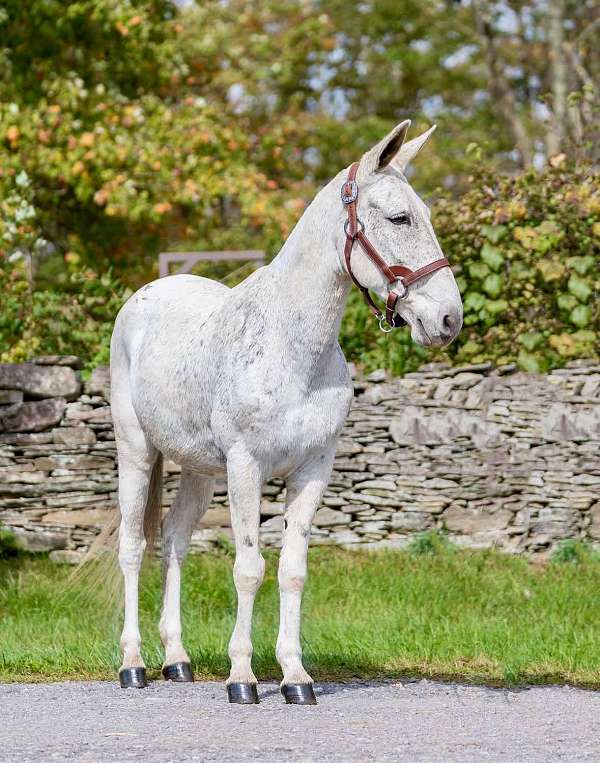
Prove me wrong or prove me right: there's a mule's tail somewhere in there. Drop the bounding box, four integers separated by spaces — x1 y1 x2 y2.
143 452 163 556
70 453 164 602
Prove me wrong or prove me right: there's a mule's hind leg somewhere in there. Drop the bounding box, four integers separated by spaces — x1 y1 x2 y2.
160 469 214 682
276 446 336 705
117 449 159 688
112 341 161 689
226 446 265 704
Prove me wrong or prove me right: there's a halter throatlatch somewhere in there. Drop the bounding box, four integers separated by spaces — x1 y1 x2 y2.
342 161 450 331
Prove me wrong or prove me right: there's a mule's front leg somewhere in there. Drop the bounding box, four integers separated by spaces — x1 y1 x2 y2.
276 447 336 705
226 446 265 704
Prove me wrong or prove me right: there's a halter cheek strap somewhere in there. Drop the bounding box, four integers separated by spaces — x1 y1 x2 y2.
342 161 450 331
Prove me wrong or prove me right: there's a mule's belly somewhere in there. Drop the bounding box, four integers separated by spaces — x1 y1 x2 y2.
131 353 226 474
139 405 226 475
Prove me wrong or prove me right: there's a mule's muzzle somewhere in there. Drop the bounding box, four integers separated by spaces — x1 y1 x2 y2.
410 300 463 348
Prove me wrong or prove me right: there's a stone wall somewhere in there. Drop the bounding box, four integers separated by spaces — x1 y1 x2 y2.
1 356 599 561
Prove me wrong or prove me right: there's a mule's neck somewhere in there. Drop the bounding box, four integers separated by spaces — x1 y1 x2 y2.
266 174 351 362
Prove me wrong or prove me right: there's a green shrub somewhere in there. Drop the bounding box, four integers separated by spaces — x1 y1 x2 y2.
0 529 20 559
435 162 599 372
0 259 128 375
550 540 599 565
407 531 455 556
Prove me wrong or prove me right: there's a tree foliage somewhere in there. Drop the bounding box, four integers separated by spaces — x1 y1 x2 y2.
0 260 127 371
0 1 300 283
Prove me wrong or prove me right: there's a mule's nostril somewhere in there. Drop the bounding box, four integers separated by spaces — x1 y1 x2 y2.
442 313 457 337
443 305 462 329
440 305 462 342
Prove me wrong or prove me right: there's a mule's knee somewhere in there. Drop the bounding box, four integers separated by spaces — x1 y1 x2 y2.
278 563 307 594
162 532 189 567
118 533 146 571
233 553 265 594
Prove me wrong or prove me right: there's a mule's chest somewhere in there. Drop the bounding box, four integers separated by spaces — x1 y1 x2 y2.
262 384 352 474
283 383 351 441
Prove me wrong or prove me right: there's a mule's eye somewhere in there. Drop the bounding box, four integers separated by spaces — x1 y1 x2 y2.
389 212 411 226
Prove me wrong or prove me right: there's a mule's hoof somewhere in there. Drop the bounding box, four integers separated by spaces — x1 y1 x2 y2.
162 662 194 683
227 682 259 704
119 667 148 689
281 683 317 705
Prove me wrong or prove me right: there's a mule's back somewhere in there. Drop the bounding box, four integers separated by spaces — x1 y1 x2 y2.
115 273 227 344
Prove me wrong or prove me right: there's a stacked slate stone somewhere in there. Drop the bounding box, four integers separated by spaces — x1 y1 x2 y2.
1 357 600 561
0 358 115 563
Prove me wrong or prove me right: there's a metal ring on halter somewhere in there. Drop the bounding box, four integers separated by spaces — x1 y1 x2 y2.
344 218 365 238
378 315 393 333
391 279 408 300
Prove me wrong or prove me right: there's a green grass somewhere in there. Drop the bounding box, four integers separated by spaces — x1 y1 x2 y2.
2 539 600 687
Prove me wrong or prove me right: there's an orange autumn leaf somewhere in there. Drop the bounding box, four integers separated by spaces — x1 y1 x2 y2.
153 202 173 215
80 132 95 148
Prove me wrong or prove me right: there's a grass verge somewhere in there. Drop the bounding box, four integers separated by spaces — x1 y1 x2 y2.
1 540 600 687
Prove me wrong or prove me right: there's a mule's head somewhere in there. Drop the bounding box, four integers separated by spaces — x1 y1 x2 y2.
340 120 462 347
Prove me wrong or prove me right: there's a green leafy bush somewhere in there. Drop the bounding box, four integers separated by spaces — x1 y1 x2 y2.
0 529 20 559
407 531 455 557
0 260 128 374
436 162 599 372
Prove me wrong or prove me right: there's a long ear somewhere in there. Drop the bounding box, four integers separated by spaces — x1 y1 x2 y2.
358 119 411 178
391 124 436 173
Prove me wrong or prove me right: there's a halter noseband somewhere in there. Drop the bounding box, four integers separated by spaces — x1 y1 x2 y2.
342 161 450 331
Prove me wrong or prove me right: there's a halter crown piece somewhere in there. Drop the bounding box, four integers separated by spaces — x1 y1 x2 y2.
341 161 450 331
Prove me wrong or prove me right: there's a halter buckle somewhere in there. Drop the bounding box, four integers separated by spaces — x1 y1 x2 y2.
341 179 358 204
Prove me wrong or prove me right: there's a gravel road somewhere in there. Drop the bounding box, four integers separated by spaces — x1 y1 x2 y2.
0 680 598 762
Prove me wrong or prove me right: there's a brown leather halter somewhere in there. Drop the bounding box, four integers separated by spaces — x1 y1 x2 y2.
342 161 450 331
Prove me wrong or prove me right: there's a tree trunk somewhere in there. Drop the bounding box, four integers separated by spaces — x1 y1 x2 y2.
472 2 533 168
547 0 568 156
